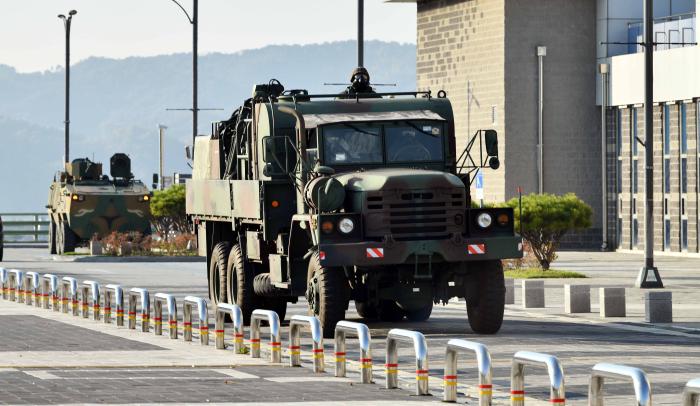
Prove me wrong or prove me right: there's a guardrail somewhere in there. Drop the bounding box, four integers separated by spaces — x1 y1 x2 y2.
443 339 493 404
9 270 23 302
42 274 59 311
61 277 78 315
289 315 324 373
511 351 566 405
0 213 49 244
684 378 700 406
153 293 178 339
386 328 430 396
0 268 7 299
250 309 281 363
128 288 150 332
104 284 124 326
334 320 372 383
183 296 209 345
589 363 651 406
81 281 100 320
215 303 244 353
24 272 40 306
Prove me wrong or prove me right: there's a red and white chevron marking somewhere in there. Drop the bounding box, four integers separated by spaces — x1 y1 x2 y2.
366 248 384 258
467 244 486 255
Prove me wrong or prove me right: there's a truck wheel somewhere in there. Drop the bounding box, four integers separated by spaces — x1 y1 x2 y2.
465 260 505 334
405 303 433 322
49 219 57 255
227 244 260 325
377 301 404 322
208 242 231 307
306 252 348 338
354 301 377 320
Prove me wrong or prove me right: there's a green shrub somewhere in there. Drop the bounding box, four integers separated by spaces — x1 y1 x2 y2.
506 193 592 270
150 185 189 240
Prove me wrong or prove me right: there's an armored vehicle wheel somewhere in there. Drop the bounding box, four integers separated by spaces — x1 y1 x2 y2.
48 219 57 255
57 221 76 255
208 242 231 307
226 244 260 325
354 301 377 320
306 252 348 338
465 260 505 334
405 303 433 322
377 300 404 322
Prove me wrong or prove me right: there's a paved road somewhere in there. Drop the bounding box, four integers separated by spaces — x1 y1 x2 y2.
1 248 699 405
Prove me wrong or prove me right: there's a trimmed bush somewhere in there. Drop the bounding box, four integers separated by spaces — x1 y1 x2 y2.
506 193 592 270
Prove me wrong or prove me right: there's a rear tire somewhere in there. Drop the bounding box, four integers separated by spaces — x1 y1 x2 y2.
208 242 231 307
405 303 433 322
465 260 505 334
306 252 348 338
354 301 377 320
377 300 404 322
226 244 260 325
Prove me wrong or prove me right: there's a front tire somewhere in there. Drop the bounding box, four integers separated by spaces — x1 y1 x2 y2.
306 252 348 338
405 303 433 322
465 260 505 334
58 221 76 254
208 242 231 307
48 219 57 255
226 244 260 325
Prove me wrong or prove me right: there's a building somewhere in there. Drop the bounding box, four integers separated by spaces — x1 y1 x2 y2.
391 0 699 254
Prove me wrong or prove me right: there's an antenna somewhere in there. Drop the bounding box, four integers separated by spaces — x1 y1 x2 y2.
357 0 364 68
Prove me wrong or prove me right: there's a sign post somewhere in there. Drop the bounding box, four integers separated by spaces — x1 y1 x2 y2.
475 170 484 207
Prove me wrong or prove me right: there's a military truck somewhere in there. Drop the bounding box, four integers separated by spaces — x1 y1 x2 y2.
47 153 152 254
186 72 523 337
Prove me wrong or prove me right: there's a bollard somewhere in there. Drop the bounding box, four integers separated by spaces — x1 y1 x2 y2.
505 278 515 305
153 293 178 339
443 339 492 404
128 288 150 332
215 303 244 353
250 309 281 363
183 296 209 345
511 351 566 405
588 363 651 406
522 280 545 308
564 284 591 314
0 268 7 300
683 378 700 406
103 284 124 326
60 277 79 315
386 328 430 396
599 287 626 317
289 315 325 373
42 274 59 311
9 270 23 302
81 281 101 320
644 291 672 323
24 272 40 306
334 321 372 383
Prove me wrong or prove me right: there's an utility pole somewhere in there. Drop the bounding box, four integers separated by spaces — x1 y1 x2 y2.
636 0 664 288
357 0 364 68
158 125 167 190
537 46 547 194
58 10 77 165
600 63 609 251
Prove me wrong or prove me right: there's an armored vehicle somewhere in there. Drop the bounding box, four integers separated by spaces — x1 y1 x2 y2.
187 73 523 337
47 153 152 254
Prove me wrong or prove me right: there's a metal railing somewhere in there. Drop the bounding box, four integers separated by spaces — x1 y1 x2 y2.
0 268 7 299
9 270 23 302
683 378 700 406
334 320 372 383
42 274 59 311
153 293 178 339
443 339 493 404
61 277 78 315
81 281 100 320
289 315 324 373
511 351 565 405
589 363 651 406
103 284 124 326
385 328 430 396
128 288 150 332
250 309 281 363
215 303 244 353
0 213 49 244
183 296 209 345
24 272 40 306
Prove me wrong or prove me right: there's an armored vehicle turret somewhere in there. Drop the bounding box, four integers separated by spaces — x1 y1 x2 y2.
47 153 151 254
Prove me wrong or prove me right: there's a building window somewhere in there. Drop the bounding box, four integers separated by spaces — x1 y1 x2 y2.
633 218 639 247
633 108 639 156
682 157 688 194
664 159 671 194
664 105 671 155
681 103 688 154
682 219 689 251
616 109 623 154
665 219 671 250
617 160 623 194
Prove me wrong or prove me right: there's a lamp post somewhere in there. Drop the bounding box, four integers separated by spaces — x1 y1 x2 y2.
58 10 77 165
168 0 198 150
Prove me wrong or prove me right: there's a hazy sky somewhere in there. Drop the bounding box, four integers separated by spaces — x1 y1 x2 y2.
3 0 417 73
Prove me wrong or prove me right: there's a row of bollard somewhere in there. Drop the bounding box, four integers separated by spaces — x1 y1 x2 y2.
3 267 700 405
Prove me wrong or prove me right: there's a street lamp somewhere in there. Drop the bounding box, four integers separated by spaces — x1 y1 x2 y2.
58 10 77 165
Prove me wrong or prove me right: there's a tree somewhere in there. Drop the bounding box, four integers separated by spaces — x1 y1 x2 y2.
150 185 189 240
506 193 592 270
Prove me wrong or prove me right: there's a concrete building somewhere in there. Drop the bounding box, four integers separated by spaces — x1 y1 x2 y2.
391 0 699 253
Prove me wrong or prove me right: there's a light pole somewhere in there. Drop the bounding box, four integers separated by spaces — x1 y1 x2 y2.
168 0 198 150
58 10 77 165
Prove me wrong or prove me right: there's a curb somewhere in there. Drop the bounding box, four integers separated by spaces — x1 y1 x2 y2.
51 255 205 263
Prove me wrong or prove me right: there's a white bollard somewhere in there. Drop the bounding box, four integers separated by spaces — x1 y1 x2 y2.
564 284 590 313
522 280 545 308
505 278 515 305
644 291 672 323
599 287 626 318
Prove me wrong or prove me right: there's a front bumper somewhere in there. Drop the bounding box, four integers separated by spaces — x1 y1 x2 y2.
318 235 523 267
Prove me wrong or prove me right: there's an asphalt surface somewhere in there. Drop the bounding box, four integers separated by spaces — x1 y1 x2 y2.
1 248 699 405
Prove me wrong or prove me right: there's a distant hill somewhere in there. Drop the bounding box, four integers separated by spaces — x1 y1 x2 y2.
0 40 416 212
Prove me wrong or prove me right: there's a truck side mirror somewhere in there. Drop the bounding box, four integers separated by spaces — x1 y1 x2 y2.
185 145 192 161
484 130 499 157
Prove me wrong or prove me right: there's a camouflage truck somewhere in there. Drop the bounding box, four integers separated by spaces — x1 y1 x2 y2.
187 72 523 337
47 153 152 254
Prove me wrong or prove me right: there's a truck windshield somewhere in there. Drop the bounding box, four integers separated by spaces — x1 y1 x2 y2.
323 124 382 165
386 122 443 163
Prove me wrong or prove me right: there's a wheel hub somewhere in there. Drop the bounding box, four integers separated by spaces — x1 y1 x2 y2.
306 275 320 314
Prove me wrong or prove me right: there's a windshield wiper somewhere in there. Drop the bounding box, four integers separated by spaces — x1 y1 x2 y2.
402 121 439 137
341 123 380 136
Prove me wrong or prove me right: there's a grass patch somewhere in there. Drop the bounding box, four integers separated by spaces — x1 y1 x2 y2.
505 268 587 279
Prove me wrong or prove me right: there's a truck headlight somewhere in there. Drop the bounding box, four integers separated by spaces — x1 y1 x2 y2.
476 212 492 229
338 218 355 234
